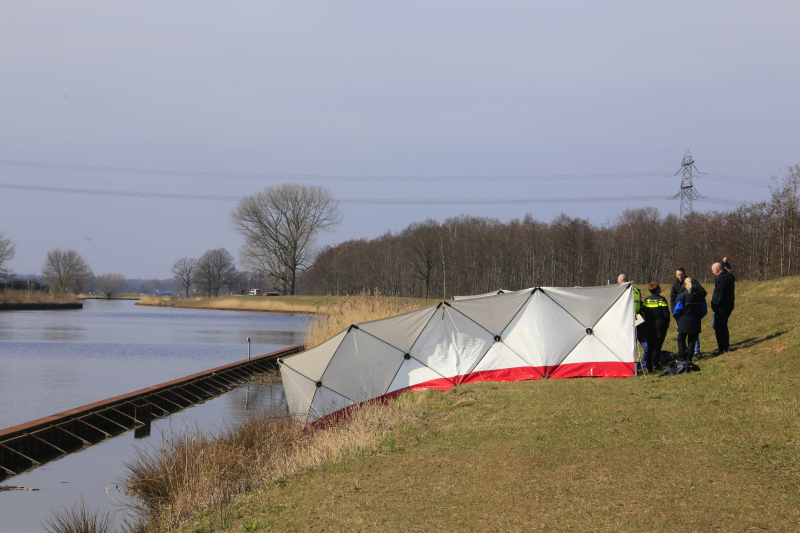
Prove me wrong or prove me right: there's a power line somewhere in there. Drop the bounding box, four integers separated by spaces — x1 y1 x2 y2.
0 182 745 207
0 158 772 186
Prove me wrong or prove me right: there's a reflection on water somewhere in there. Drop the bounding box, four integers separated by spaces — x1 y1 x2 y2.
0 382 287 533
0 299 306 428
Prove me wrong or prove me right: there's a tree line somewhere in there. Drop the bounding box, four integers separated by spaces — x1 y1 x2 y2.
307 165 800 298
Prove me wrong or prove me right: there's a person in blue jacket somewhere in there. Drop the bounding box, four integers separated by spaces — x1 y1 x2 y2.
672 276 707 367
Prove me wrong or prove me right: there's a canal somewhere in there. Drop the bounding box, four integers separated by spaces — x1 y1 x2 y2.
0 299 306 531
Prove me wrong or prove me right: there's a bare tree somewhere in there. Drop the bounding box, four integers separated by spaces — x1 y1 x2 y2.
230 184 342 295
403 219 440 299
95 273 126 298
197 248 235 297
171 257 198 297
42 248 91 293
0 231 16 280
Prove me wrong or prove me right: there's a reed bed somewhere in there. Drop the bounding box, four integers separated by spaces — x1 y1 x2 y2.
120 393 423 532
0 289 78 305
304 290 434 349
137 295 320 314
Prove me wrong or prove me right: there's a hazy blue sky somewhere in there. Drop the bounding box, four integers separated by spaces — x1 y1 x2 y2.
1 2 797 279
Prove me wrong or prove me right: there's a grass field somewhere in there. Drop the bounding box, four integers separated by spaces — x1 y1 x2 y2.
154 278 798 532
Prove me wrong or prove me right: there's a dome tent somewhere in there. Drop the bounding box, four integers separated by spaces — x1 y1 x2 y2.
279 283 635 423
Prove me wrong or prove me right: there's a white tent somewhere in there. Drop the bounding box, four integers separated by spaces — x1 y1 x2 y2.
279 283 635 423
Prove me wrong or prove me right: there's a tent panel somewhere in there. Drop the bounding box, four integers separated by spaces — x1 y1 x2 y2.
461 342 542 384
280 365 316 421
549 334 633 378
322 329 405 401
592 288 635 363
409 305 495 383
309 386 353 422
385 357 454 395
503 290 586 373
281 330 347 381
540 283 629 328
356 305 438 353
448 289 533 335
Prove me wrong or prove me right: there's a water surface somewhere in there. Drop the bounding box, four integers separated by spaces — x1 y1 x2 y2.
0 299 305 531
0 299 306 428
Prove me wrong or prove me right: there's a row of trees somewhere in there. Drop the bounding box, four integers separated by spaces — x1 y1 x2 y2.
0 239 129 297
171 249 268 297
307 165 800 298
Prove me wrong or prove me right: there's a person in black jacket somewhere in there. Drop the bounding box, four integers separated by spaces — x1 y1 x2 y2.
642 282 670 373
670 267 701 357
673 277 707 366
711 262 735 354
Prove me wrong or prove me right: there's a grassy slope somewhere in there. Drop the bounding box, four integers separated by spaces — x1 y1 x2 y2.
179 278 799 532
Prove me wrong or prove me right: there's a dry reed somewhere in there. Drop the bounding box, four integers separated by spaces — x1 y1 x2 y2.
43 497 114 533
137 295 319 314
122 393 423 532
0 289 79 305
304 290 433 348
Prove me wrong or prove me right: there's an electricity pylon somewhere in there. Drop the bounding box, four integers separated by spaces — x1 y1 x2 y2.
674 150 701 217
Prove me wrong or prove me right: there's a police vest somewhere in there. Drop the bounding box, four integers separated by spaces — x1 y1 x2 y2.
643 295 669 311
642 294 669 318
633 287 642 315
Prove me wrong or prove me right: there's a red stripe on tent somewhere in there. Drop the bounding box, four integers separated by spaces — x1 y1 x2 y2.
408 377 455 392
460 366 543 384
548 361 635 379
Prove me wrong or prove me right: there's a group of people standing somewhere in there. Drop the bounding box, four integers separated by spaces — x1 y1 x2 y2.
620 257 736 375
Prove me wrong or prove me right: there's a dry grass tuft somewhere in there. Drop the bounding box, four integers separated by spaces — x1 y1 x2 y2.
122 393 423 532
304 290 434 348
43 497 114 533
0 289 79 305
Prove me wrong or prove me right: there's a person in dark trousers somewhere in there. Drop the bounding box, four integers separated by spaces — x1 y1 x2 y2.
721 256 732 273
670 267 701 357
673 277 707 367
711 262 735 354
642 282 670 373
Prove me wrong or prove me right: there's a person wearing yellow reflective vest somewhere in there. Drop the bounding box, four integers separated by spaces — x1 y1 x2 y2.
618 274 647 367
642 282 670 373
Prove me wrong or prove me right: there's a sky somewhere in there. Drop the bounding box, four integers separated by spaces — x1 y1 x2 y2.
1 2 798 279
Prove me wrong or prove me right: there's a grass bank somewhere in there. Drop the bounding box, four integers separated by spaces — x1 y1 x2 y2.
137 294 329 314
118 395 426 532
164 277 799 532
0 289 79 305
80 293 141 300
136 293 439 329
